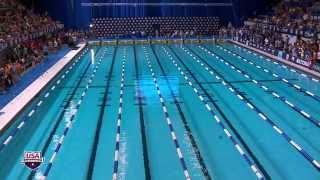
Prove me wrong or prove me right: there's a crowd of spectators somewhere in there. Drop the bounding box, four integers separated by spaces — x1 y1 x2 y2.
0 0 63 49
248 0 320 37
231 26 320 65
3 0 320 92
0 0 89 92
229 0 320 69
0 30 88 93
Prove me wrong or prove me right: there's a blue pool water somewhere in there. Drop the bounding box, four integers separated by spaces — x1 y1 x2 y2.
0 42 319 180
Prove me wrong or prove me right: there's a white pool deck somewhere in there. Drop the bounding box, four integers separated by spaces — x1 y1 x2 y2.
0 43 86 132
231 40 320 79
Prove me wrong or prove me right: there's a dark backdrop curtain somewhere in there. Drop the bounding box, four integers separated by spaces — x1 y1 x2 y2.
32 0 267 28
92 0 146 17
33 0 91 28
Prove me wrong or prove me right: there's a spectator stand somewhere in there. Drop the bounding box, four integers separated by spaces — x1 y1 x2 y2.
231 39 320 79
0 43 86 132
245 20 319 39
0 45 71 109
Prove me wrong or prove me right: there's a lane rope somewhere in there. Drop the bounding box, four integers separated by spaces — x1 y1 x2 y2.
86 46 118 179
28 49 106 180
181 45 320 171
162 46 265 179
197 45 320 128
143 46 191 180
0 48 90 151
133 45 151 179
150 45 212 180
39 48 108 179
233 44 320 83
112 48 127 180
219 45 320 103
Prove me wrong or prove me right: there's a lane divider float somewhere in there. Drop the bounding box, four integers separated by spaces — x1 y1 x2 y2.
233 44 320 83
143 46 191 180
150 45 211 179
162 46 265 179
39 48 108 179
197 45 320 128
0 48 92 151
112 48 127 180
220 45 320 102
181 45 320 171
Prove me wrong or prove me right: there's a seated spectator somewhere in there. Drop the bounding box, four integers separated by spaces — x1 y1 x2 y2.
232 21 320 69
0 0 89 93
317 46 320 63
0 67 5 92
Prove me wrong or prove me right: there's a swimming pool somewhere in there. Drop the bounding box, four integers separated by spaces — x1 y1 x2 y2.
0 41 319 180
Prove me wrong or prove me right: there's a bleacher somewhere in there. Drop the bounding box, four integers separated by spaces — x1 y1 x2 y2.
92 16 220 38
0 0 64 49
245 0 320 39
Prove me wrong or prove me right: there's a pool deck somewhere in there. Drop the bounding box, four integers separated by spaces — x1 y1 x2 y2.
230 40 320 79
0 46 71 109
0 43 86 132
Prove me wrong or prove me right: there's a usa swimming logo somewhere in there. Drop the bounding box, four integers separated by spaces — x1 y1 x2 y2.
22 151 44 170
